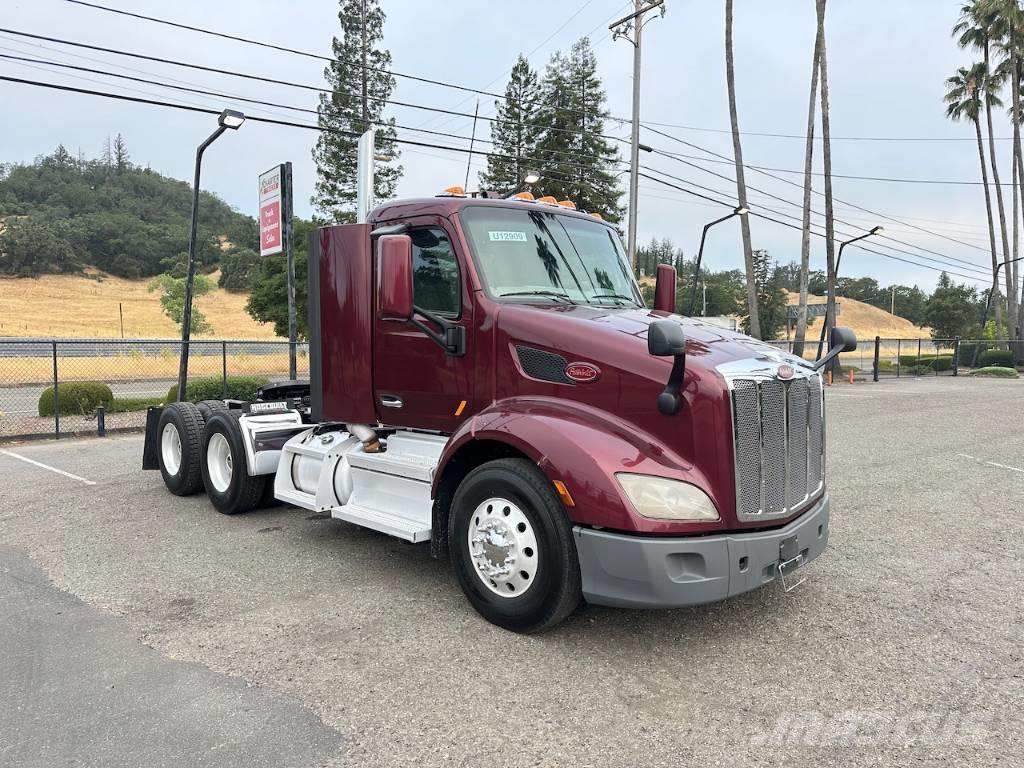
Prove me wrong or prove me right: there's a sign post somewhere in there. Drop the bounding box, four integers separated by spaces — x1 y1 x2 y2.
259 164 297 379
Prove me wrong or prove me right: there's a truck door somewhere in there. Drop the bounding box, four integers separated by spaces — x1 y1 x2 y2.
373 218 475 432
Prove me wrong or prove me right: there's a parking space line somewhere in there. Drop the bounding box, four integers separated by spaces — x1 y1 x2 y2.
0 449 97 485
957 453 1024 475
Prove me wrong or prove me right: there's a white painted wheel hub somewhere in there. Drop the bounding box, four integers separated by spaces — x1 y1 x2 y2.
206 432 233 493
161 423 182 476
467 497 539 598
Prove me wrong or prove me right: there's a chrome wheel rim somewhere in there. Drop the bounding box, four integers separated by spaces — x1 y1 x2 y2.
206 432 233 493
467 497 539 598
161 423 182 476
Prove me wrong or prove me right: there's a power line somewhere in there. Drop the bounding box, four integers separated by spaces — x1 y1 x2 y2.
63 0 1008 146
0 27 630 149
647 147 994 273
642 123 998 255
0 72 988 285
638 166 992 280
636 170 989 284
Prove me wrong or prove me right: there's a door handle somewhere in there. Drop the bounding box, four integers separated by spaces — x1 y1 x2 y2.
380 394 403 409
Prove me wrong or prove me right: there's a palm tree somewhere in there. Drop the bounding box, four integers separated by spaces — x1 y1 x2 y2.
954 2 1015 343
945 64 1006 341
725 0 760 338
792 14 824 359
817 0 840 353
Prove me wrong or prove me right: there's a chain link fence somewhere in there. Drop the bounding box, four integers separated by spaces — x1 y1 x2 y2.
767 336 1024 380
0 339 308 441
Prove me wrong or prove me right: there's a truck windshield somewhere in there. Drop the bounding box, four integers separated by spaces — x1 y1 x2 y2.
460 206 642 307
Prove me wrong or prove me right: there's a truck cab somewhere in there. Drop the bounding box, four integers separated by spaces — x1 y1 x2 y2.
148 190 853 633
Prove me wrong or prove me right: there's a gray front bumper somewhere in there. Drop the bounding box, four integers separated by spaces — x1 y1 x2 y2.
573 495 830 609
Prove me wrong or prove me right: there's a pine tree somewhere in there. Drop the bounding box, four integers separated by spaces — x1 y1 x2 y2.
312 0 401 222
113 133 130 174
100 135 113 169
535 38 623 221
478 55 543 195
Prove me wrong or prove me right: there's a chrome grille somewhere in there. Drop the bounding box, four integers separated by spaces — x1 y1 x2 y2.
730 372 824 521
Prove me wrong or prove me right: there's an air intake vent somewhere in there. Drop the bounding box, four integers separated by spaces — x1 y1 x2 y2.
516 345 572 384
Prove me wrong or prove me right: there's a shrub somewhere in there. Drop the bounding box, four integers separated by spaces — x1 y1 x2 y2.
897 355 918 367
38 381 113 416
969 366 1019 378
917 355 953 372
978 349 1014 368
165 375 269 403
904 365 934 377
957 342 990 367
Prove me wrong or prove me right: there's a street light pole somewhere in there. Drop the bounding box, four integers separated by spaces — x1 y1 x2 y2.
611 0 664 269
816 225 883 362
176 109 245 401
686 206 748 316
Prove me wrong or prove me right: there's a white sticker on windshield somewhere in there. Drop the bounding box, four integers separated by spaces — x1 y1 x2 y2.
488 230 528 242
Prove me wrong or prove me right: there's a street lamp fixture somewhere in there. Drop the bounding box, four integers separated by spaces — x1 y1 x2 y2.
522 170 540 186
686 205 750 316
218 109 246 129
815 224 883 362
176 109 246 402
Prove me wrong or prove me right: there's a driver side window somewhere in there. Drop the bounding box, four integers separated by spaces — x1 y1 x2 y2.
410 227 460 316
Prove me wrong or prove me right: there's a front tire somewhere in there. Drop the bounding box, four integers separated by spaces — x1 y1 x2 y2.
200 411 266 515
157 402 205 496
449 458 581 633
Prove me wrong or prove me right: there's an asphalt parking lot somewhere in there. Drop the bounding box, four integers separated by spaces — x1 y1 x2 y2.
1 376 1022 767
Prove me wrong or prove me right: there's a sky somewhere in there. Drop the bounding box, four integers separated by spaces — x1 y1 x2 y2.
0 0 1005 292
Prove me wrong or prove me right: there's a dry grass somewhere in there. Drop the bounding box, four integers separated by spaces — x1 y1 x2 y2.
0 272 279 340
0 351 307 386
783 291 931 341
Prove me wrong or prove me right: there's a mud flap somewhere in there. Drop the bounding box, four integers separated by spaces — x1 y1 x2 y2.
142 406 163 470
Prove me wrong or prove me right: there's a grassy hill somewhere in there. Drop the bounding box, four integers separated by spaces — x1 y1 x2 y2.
783 291 930 340
0 271 277 339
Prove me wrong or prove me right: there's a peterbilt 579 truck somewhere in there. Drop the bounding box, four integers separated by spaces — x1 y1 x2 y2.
145 188 856 633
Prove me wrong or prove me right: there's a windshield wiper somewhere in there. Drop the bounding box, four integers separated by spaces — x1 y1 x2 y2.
499 290 577 304
589 293 637 305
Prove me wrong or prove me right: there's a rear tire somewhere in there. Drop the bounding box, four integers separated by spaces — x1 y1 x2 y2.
200 410 267 515
157 402 205 496
196 399 228 421
449 458 581 633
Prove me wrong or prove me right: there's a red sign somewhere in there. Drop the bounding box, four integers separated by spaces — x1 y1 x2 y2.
259 166 283 256
565 362 601 383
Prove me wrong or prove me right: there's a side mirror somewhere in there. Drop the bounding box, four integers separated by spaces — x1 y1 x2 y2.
648 320 687 415
831 326 858 352
377 234 413 321
653 263 676 313
648 319 686 357
813 326 858 371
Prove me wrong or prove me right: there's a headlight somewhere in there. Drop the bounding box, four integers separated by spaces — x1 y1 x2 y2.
615 473 719 521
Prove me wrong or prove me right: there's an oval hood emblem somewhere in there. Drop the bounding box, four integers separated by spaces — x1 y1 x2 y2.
565 362 600 383
777 363 795 380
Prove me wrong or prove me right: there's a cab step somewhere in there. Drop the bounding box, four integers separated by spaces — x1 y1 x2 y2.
332 503 432 543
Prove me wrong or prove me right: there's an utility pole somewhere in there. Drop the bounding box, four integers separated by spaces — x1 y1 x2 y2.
611 0 664 268
360 0 369 132
891 286 895 316
464 100 479 191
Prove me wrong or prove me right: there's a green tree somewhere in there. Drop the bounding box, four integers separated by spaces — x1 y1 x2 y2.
535 39 622 221
218 246 262 293
945 62 1005 342
148 273 213 334
925 271 980 339
478 55 544 195
0 217 80 275
246 218 316 339
312 0 401 222
112 133 130 174
741 249 787 339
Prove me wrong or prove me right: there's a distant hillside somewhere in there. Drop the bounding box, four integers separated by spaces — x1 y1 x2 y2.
783 292 930 340
0 143 257 278
0 271 278 339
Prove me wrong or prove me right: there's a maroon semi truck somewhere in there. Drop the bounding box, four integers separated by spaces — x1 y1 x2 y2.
145 189 855 633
